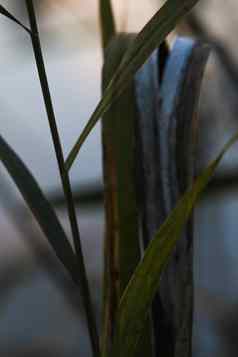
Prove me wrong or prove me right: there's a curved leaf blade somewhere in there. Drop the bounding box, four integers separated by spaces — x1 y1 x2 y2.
0 134 77 278
0 4 32 34
65 0 200 170
111 132 238 357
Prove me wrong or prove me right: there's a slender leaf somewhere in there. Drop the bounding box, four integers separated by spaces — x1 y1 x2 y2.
99 0 116 50
65 0 200 170
0 4 32 34
25 2 100 354
111 132 238 357
101 34 153 357
0 134 77 278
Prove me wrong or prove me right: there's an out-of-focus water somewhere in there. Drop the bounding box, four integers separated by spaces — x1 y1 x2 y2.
0 24 103 193
194 190 238 357
0 9 105 356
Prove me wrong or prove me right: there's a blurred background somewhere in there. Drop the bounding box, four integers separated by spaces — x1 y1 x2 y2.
0 0 238 356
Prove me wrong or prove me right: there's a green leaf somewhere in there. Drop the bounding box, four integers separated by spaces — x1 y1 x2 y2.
101 34 154 357
0 134 77 279
0 4 32 34
65 0 200 171
99 0 116 50
111 131 238 357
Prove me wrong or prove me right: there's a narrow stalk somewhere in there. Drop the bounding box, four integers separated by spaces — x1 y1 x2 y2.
24 1 100 356
99 0 116 50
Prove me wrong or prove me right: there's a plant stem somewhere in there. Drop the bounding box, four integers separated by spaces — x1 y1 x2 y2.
24 1 100 356
99 0 116 50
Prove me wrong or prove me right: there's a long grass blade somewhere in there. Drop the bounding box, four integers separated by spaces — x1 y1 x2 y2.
110 131 238 357
25 1 100 355
101 34 154 357
65 0 200 170
99 0 116 50
0 4 32 34
0 134 77 277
